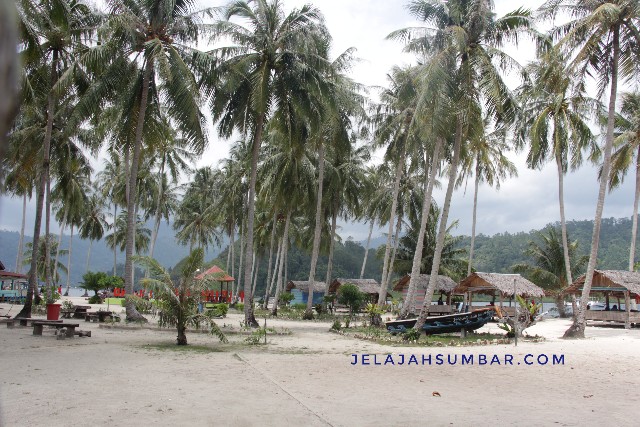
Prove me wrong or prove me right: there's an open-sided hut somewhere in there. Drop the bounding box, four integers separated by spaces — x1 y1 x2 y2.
564 270 640 328
195 265 235 302
393 274 457 313
454 273 544 314
0 269 28 303
329 278 389 302
285 281 327 305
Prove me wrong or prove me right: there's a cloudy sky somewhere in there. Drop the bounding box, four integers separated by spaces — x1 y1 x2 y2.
0 0 636 242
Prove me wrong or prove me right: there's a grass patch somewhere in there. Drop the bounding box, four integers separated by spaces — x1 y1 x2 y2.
139 343 226 353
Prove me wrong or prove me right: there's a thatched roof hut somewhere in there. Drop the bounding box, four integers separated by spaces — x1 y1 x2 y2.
393 274 457 294
195 265 234 282
329 278 390 299
285 280 328 294
454 272 545 298
564 270 640 296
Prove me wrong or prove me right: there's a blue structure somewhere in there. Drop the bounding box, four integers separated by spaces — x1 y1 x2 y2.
286 281 327 305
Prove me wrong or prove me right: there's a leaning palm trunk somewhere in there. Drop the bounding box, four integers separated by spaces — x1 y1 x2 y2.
264 238 283 310
65 224 74 296
629 147 640 271
384 214 402 292
306 144 325 315
112 204 117 275
85 240 93 276
262 214 277 309
241 113 266 327
414 122 463 331
467 159 480 277
271 210 291 316
45 159 53 290
16 55 56 318
360 221 375 279
15 193 27 273
54 209 67 270
566 33 620 338
251 253 259 296
556 151 573 291
324 209 338 295
378 146 406 305
123 62 153 322
148 163 166 262
236 220 245 300
401 138 442 318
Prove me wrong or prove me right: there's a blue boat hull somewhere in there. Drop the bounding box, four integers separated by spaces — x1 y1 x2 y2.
386 309 495 335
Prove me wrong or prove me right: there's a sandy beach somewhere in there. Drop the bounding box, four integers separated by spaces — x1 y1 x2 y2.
2 296 639 427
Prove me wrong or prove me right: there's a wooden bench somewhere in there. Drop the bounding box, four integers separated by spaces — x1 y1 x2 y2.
32 321 84 338
85 311 120 323
2 317 56 328
427 305 454 316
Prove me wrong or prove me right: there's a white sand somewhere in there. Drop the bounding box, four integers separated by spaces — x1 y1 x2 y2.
2 297 639 427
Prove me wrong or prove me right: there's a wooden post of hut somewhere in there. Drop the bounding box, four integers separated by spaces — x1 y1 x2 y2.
625 290 631 330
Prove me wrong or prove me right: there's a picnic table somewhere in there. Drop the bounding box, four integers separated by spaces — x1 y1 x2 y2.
32 320 89 338
61 305 91 319
84 311 120 322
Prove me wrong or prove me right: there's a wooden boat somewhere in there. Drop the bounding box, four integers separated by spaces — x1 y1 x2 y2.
385 308 495 335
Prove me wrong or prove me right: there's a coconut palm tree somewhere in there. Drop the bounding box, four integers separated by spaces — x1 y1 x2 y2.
22 234 68 284
513 227 588 317
209 0 332 326
79 192 109 275
390 0 531 331
516 47 597 293
14 0 98 319
604 92 640 271
538 0 640 337
0 0 19 148
106 210 151 258
137 248 227 345
461 119 518 276
72 0 210 321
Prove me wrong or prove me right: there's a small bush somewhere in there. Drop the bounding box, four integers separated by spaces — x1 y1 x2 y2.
330 319 342 331
292 303 307 311
402 328 421 342
127 295 154 314
235 303 244 312
88 295 102 304
279 293 295 306
62 300 74 310
207 303 228 318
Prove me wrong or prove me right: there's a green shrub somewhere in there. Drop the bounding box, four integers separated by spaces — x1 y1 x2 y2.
279 292 295 306
402 328 421 342
88 295 102 304
292 303 307 311
337 283 365 316
235 303 244 312
62 300 74 310
330 319 342 331
127 295 154 314
207 303 228 318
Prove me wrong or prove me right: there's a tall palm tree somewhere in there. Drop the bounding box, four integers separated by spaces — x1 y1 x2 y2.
14 0 97 319
538 0 640 337
513 227 588 317
75 0 210 321
461 119 517 276
390 0 530 331
0 0 19 148
79 192 109 274
22 234 68 284
210 0 332 326
106 210 151 260
605 92 640 271
516 47 597 293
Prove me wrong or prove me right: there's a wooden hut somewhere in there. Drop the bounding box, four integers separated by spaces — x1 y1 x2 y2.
564 270 640 329
454 272 545 315
195 265 235 302
393 274 457 314
329 278 389 302
285 281 328 305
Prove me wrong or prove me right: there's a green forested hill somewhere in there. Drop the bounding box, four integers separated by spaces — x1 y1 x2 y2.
1 216 637 291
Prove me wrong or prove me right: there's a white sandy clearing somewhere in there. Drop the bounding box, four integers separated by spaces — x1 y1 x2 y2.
1 297 639 427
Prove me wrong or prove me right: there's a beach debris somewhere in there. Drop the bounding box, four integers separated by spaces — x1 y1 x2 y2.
432 392 441 397
583 395 593 399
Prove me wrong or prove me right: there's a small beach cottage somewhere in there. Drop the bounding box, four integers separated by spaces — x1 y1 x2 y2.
454 272 545 315
393 274 457 313
564 270 640 329
286 281 327 305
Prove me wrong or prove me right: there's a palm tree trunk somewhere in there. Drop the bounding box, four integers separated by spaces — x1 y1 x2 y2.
414 122 463 331
54 214 67 273
263 213 277 309
385 214 402 292
226 227 232 272
16 53 56 318
113 203 117 275
467 159 480 277
15 193 26 273
149 162 166 260
271 210 291 316
85 240 93 274
567 29 619 338
306 144 325 314
252 253 260 296
556 151 573 288
230 228 235 280
237 220 245 299
378 146 406 305
264 237 282 310
124 61 153 322
65 224 74 296
243 112 265 327
360 221 374 279
401 138 442 318
45 161 52 289
324 209 338 296
629 146 640 271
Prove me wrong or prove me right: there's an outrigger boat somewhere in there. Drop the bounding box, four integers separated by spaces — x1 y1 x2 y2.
386 307 495 335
